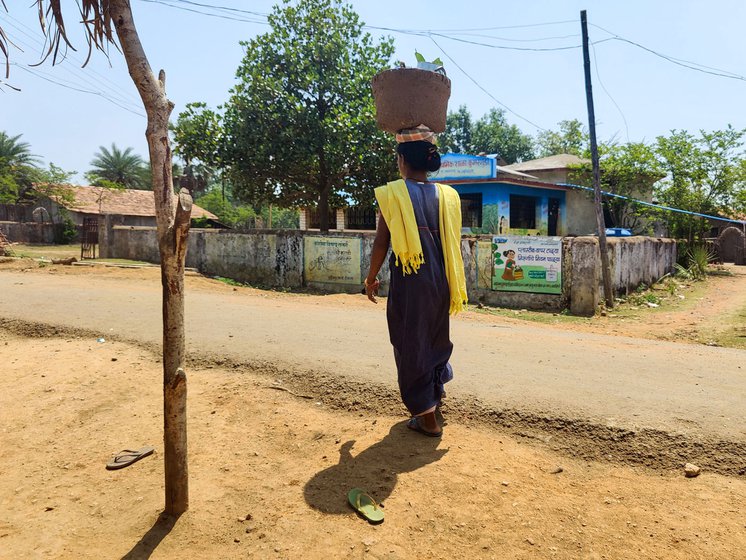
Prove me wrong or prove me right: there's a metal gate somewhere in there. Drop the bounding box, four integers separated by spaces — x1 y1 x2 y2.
80 217 98 259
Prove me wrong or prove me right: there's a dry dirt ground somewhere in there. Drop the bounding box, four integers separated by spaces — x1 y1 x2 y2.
1 258 746 559
1 327 746 558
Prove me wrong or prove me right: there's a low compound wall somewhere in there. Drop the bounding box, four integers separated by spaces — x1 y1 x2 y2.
0 221 60 244
101 219 675 315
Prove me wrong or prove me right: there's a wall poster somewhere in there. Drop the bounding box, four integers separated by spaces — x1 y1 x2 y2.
491 236 562 294
303 236 362 285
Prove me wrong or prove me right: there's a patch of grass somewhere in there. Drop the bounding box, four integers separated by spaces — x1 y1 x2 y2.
11 244 79 260
471 304 594 326
213 276 249 288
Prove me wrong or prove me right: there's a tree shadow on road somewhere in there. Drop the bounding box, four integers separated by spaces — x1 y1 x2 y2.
304 420 448 514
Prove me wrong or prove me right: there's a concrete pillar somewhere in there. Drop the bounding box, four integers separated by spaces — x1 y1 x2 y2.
336 208 345 231
569 236 600 316
98 214 114 258
299 208 308 230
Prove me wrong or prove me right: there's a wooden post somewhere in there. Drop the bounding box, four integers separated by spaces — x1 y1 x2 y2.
111 0 190 515
581 10 614 309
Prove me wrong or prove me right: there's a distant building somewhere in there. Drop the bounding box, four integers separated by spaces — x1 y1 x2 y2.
33 184 219 227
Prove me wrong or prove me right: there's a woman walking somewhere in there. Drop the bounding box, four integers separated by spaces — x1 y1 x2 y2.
364 126 467 437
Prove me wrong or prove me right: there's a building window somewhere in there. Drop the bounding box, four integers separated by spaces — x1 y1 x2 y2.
459 193 482 228
509 195 536 229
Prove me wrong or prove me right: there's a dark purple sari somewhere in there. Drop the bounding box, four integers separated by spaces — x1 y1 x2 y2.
386 179 454 416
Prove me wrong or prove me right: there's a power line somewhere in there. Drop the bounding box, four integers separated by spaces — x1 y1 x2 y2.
591 40 629 143
2 12 143 110
560 181 746 225
167 0 269 18
429 36 547 132
11 63 146 117
392 19 579 33
137 0 268 24
591 23 746 82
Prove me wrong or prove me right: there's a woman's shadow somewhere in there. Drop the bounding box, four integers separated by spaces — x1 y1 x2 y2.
304 420 448 514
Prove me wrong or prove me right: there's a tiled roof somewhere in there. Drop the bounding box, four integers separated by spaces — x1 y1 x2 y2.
38 184 217 219
503 154 590 172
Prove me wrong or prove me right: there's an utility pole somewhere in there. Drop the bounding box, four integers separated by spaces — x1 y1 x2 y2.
581 10 614 309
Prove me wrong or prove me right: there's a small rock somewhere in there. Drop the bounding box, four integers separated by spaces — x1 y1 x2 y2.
44 506 55 512
684 463 701 478
500 481 510 486
111 357 118 362
234 538 240 543
526 538 535 545
600 310 607 316
550 466 564 474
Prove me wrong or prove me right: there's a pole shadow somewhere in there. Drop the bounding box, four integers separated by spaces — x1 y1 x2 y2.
120 512 179 560
304 420 448 514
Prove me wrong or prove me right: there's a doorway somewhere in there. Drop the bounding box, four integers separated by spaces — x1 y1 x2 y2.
548 198 560 236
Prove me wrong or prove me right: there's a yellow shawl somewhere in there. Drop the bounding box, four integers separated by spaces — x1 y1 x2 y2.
375 179 468 315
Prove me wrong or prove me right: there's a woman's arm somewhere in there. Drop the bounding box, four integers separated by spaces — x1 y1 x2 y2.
365 211 390 304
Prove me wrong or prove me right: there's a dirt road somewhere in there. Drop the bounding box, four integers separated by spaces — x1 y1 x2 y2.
1 263 745 474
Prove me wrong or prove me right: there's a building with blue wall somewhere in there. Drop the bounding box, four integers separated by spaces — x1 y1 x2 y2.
431 153 598 236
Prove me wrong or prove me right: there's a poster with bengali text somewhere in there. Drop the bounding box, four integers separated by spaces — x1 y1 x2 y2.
304 236 362 285
491 236 562 294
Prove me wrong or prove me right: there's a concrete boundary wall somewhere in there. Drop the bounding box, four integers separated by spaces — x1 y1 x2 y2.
101 219 675 316
0 221 60 244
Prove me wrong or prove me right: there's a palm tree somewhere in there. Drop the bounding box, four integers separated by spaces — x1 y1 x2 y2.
0 131 42 202
87 143 151 189
0 131 41 167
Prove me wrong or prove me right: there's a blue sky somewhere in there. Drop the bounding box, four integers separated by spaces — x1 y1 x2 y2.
2 0 746 182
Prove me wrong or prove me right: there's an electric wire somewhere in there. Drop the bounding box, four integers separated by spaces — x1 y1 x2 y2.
2 13 144 111
591 40 630 143
429 36 547 132
137 0 268 24
559 181 746 225
11 63 146 117
591 23 746 82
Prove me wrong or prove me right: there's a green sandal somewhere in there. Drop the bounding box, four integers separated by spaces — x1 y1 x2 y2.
347 488 384 525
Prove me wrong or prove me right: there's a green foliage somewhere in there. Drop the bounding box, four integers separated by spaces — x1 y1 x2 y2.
536 119 588 157
196 189 257 229
569 141 663 233
220 0 397 230
196 189 300 230
0 131 41 202
440 106 534 163
59 216 78 244
675 244 715 280
654 126 746 241
172 102 224 169
36 162 76 184
439 105 473 154
414 51 442 65
86 143 151 190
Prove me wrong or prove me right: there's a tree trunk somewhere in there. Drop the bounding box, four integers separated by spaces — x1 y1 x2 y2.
318 185 330 233
111 0 190 516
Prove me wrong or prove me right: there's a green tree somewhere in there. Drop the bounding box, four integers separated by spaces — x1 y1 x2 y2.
536 119 588 157
440 105 474 154
654 127 746 241
86 143 151 189
221 0 396 231
471 108 535 163
172 102 223 196
0 131 41 202
570 142 662 233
